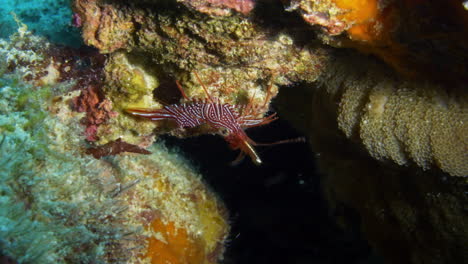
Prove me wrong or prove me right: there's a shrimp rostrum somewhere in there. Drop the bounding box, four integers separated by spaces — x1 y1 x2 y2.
126 73 298 165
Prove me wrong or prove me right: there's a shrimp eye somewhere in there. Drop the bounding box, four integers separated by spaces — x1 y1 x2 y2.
220 128 231 137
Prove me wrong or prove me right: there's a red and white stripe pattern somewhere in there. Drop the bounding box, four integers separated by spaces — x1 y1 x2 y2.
125 73 281 165
127 100 274 132
165 101 242 132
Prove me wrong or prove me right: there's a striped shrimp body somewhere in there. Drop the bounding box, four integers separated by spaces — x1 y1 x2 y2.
126 73 279 165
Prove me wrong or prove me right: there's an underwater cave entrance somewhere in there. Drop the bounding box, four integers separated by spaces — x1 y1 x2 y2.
160 117 374 264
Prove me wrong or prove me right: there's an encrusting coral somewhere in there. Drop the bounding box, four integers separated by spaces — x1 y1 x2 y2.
0 26 229 263
320 52 467 177
286 0 468 79
274 50 468 264
286 0 385 37
70 0 466 263
72 0 326 146
2 0 459 263
178 0 256 16
72 0 466 176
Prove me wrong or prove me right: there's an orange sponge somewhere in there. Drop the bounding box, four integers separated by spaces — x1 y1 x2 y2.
333 0 391 42
145 219 205 264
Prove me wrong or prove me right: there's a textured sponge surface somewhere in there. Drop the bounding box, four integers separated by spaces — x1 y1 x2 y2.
323 54 467 176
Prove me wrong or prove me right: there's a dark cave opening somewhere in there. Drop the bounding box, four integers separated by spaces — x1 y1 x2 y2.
160 117 374 264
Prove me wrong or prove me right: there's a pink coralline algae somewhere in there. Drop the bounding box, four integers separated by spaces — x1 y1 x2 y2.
73 85 118 142
180 0 255 16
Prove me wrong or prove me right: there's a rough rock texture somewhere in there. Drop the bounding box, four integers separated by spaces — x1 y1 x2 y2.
287 0 468 79
72 0 466 176
70 0 467 263
0 0 81 46
0 27 229 264
73 0 326 146
178 0 256 16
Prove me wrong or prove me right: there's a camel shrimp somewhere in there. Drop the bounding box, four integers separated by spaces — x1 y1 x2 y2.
126 73 298 165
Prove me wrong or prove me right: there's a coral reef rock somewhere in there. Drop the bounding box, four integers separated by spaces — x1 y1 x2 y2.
72 0 326 144
67 0 467 263
321 52 468 177
0 27 229 263
0 0 81 46
276 51 468 264
287 0 468 79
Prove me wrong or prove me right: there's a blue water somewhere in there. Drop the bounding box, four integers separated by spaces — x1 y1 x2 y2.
0 0 81 46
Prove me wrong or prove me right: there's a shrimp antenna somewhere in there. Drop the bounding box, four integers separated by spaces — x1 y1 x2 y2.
175 80 189 100
243 88 257 117
243 76 275 119
260 82 273 110
194 71 215 104
253 137 306 147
